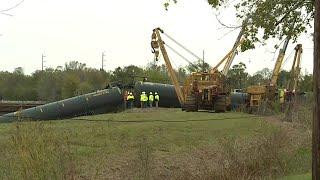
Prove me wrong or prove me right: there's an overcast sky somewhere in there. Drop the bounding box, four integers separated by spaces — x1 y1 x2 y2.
0 0 314 75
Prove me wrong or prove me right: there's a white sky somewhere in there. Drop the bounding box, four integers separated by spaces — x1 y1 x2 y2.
0 0 314 75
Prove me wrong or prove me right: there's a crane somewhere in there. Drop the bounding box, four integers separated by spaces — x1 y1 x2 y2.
246 37 291 111
152 28 185 104
285 44 303 120
270 37 291 86
151 27 245 112
286 44 303 93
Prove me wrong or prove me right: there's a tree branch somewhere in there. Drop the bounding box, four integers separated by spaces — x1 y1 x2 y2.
0 0 24 13
215 13 242 29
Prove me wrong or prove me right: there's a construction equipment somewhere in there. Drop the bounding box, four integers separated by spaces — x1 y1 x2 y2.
151 27 244 112
284 44 303 121
286 44 303 100
246 37 291 111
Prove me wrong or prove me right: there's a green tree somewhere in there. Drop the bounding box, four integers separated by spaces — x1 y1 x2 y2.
185 60 211 73
278 70 291 88
34 69 63 101
61 73 81 99
76 82 94 95
227 62 248 89
299 74 313 92
111 65 144 85
255 68 272 80
144 64 171 84
247 73 264 86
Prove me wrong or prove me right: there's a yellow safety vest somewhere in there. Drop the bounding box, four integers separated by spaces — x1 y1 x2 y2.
127 95 134 101
141 94 148 102
279 89 285 104
149 95 154 101
144 95 148 102
155 95 159 101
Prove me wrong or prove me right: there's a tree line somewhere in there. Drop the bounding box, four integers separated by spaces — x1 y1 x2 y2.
226 62 313 92
0 60 313 102
0 61 185 101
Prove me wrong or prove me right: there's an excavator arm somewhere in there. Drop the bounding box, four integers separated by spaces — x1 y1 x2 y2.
151 28 185 104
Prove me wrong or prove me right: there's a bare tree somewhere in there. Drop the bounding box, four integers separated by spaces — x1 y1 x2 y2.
0 0 24 16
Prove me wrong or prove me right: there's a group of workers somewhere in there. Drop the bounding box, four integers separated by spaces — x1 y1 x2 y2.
125 91 160 109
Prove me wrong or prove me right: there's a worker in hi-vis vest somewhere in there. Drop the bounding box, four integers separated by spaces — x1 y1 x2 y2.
279 89 285 112
126 92 135 109
149 92 154 108
154 92 160 108
140 92 148 108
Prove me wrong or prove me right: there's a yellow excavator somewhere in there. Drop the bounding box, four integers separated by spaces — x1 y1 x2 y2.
246 37 291 112
151 27 244 112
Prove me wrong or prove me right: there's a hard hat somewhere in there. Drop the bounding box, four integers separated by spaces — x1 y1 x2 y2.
142 91 145 94
155 92 158 95
129 92 133 95
150 92 153 94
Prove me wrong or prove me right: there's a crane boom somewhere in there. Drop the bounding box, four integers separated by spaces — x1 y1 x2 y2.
287 44 303 92
212 19 247 75
222 27 245 76
270 37 290 86
211 38 244 73
153 28 185 104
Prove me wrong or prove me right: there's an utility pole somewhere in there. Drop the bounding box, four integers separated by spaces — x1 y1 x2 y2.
101 52 105 71
41 53 46 71
202 50 205 72
313 0 320 179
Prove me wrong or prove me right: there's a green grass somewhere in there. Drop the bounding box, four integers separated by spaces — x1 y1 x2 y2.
0 108 311 179
280 173 311 180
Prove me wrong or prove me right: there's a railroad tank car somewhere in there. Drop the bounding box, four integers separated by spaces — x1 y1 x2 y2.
230 92 248 111
0 87 123 123
133 81 180 108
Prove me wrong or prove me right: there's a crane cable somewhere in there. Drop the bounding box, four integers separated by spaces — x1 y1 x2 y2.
162 32 203 61
164 43 200 70
282 48 295 68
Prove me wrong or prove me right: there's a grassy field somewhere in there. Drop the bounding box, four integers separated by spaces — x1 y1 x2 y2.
0 108 311 179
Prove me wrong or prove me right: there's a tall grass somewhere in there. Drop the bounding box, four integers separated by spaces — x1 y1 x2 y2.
0 108 312 179
1 122 76 179
147 126 311 179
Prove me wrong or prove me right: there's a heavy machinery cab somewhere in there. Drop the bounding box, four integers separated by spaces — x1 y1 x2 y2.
182 71 228 111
